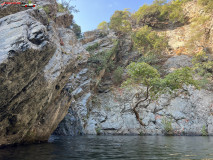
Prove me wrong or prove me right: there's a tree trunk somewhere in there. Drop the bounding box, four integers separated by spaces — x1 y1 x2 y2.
132 86 149 126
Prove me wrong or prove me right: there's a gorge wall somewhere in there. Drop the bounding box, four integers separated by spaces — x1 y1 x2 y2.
0 0 88 146
55 1 213 136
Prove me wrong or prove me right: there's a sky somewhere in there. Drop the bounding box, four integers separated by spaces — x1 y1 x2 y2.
71 0 154 32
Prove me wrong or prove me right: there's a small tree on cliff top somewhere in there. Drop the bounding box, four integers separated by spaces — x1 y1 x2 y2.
97 21 109 31
109 9 132 33
122 62 199 126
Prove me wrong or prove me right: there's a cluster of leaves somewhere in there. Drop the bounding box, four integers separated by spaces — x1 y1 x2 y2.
58 3 68 12
88 41 119 74
112 66 124 84
71 22 82 38
133 0 190 24
162 117 173 134
192 51 213 80
43 6 50 15
86 43 99 52
57 0 79 13
109 9 132 33
132 25 168 54
97 21 109 31
198 0 213 12
122 62 199 99
138 52 163 65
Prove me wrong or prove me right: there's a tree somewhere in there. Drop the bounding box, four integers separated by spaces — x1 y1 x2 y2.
97 21 109 31
109 9 132 33
57 0 79 13
133 0 187 25
122 62 199 126
131 25 168 54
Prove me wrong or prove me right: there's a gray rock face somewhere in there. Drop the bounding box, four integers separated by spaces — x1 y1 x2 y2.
56 48 213 136
0 7 88 146
54 29 118 135
54 68 92 136
163 55 192 73
85 86 213 136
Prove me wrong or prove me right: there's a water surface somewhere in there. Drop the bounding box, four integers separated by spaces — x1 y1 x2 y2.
1 136 213 160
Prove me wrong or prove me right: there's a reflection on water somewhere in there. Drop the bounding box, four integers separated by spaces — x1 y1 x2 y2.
1 136 213 160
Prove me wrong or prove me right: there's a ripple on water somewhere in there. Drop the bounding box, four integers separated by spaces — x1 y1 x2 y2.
1 136 213 160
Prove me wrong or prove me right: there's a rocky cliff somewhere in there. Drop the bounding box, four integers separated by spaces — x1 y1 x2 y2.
55 1 213 136
0 0 88 146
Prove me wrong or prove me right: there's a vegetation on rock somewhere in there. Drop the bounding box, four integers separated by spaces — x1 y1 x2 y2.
198 0 213 11
57 0 79 13
109 9 132 33
86 43 99 52
162 117 173 135
201 125 208 136
133 0 190 25
88 40 119 74
132 25 168 54
122 62 199 126
97 21 109 31
112 66 124 85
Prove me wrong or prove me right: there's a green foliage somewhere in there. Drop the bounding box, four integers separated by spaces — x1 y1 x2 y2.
138 52 162 65
162 117 173 134
133 0 189 24
201 125 208 136
198 0 213 11
162 67 199 90
86 43 99 52
97 21 109 31
58 3 68 12
113 66 124 84
122 62 199 98
88 41 119 74
124 62 160 87
71 22 82 38
132 25 168 54
109 9 132 33
43 6 50 15
57 0 79 13
191 15 210 27
192 51 213 84
95 127 101 135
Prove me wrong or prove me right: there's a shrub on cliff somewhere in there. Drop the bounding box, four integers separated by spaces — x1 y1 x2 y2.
113 66 124 85
86 43 99 52
109 9 132 33
57 0 79 13
97 21 109 31
198 0 213 11
192 51 213 83
133 0 189 25
131 25 168 54
122 62 199 126
88 40 119 74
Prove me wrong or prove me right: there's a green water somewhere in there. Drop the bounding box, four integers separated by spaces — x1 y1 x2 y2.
1 136 213 160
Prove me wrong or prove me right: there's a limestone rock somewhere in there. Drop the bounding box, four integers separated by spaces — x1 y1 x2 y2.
0 7 88 146
163 55 192 73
